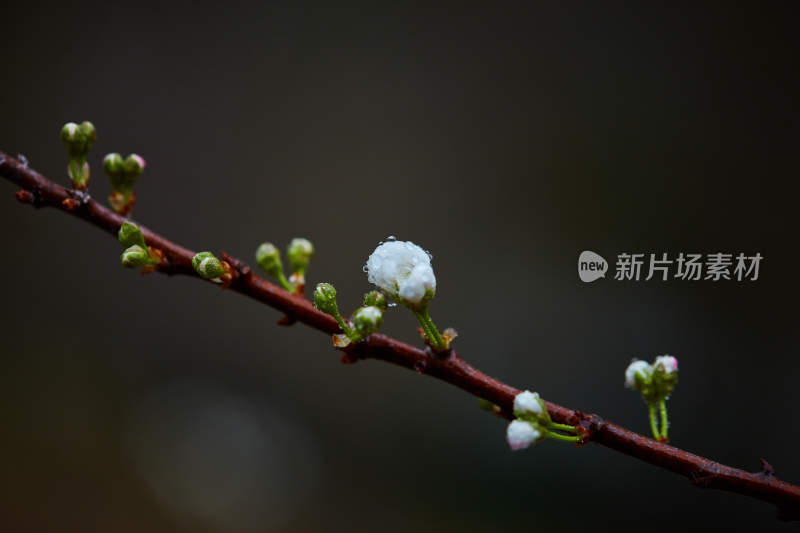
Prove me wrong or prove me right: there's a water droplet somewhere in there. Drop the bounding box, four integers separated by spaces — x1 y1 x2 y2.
386 235 396 241
387 302 398 308
362 265 368 272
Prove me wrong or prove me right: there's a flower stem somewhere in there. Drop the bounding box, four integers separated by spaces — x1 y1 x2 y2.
548 422 579 434
648 402 659 440
413 307 447 352
275 271 293 292
545 430 582 443
659 399 669 440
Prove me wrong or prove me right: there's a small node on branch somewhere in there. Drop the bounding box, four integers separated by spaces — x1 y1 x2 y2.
60 121 96 190
104 152 145 216
61 197 80 211
624 355 679 441
15 189 34 204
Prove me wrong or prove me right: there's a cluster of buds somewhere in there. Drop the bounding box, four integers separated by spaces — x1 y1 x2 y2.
255 238 314 294
314 284 386 347
625 355 679 441
505 391 582 450
60 121 96 190
103 153 146 215
364 238 453 353
118 222 162 273
191 252 234 286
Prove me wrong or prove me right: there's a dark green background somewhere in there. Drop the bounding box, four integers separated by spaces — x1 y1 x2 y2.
1 3 797 531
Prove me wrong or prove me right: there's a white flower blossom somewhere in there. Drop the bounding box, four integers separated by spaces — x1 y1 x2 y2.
365 240 436 305
654 355 678 374
513 390 543 416
625 360 651 389
506 420 541 451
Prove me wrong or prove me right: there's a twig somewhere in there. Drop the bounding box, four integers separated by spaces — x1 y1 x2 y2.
2 150 799 520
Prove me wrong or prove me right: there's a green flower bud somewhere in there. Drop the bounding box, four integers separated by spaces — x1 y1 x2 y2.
121 245 150 268
118 222 147 249
104 153 146 194
60 122 80 149
255 242 283 277
60 121 96 157
362 290 388 312
287 238 314 275
80 121 96 145
192 252 227 280
352 306 383 337
313 282 339 317
652 355 679 399
103 152 125 175
125 154 146 176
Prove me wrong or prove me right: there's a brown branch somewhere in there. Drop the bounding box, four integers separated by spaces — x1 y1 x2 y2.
2 150 799 520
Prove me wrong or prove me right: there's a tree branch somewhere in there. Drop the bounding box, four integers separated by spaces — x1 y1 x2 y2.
2 150 798 520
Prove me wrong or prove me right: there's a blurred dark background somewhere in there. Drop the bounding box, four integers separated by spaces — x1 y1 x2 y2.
1 2 798 531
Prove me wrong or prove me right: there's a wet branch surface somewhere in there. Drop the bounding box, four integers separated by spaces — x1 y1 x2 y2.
2 150 799 520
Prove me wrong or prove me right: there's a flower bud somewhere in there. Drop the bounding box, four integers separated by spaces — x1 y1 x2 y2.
362 290 388 312
624 360 651 391
652 355 679 398
365 239 436 307
352 306 383 337
80 121 97 146
192 252 226 281
313 282 339 317
255 242 283 277
60 122 79 145
287 238 313 275
118 222 146 249
653 355 678 375
514 390 543 416
60 121 96 157
506 420 542 451
125 154 146 176
121 245 150 268
104 153 125 175
104 153 145 195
